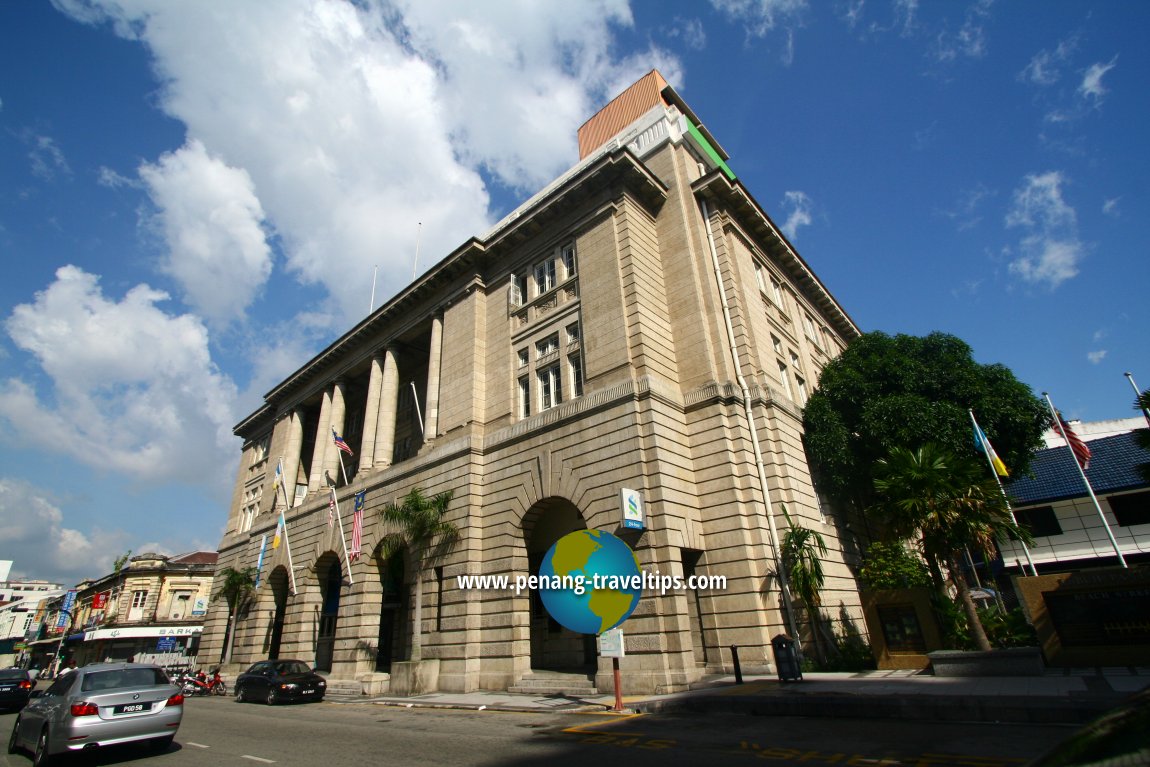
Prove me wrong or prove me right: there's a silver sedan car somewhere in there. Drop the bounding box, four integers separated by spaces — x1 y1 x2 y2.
8 663 183 765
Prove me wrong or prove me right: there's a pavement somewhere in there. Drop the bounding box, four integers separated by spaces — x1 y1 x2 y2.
325 667 1150 726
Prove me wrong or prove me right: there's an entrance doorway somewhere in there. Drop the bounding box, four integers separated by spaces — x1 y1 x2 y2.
315 557 342 672
375 554 406 672
267 567 289 660
524 498 596 671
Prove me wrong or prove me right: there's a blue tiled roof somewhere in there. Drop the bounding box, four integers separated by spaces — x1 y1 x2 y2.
1006 431 1150 505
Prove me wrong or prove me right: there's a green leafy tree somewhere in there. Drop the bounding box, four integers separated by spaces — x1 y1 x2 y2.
112 550 132 573
857 541 931 591
214 566 257 663
802 331 1049 513
871 444 1030 652
780 505 829 665
378 488 459 662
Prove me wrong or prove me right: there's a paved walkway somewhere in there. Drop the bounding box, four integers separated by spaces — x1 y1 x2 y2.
326 667 1150 725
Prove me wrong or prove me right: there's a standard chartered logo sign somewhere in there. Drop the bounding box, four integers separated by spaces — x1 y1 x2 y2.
537 530 643 634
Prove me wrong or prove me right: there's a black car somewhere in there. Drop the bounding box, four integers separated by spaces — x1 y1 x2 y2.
234 660 326 705
0 668 34 711
1026 688 1150 766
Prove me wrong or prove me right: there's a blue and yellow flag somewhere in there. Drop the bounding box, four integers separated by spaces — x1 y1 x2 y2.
973 421 1009 477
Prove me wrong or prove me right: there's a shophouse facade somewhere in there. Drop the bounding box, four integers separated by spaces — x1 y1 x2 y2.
201 71 864 695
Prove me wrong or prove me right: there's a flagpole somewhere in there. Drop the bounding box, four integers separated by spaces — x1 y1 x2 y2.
1042 393 1127 568
1125 372 1150 428
329 488 355 584
410 381 424 437
276 459 299 593
969 410 1037 576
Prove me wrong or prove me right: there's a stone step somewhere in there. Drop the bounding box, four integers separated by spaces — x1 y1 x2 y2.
508 672 597 696
324 680 364 697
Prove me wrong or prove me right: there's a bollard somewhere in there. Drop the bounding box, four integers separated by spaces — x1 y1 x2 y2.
730 645 743 684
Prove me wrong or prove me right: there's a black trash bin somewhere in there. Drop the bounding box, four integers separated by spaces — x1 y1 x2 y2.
770 633 803 682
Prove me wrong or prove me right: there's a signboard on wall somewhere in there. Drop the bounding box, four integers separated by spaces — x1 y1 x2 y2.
191 597 208 616
620 488 644 530
55 590 77 630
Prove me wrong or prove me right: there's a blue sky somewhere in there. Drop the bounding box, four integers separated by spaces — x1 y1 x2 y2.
2 1 1147 584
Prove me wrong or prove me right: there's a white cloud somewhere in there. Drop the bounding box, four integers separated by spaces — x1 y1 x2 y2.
0 479 132 583
1079 56 1118 103
930 0 992 63
1018 35 1078 86
0 266 239 493
55 0 678 329
1102 198 1120 217
1005 171 1084 289
1087 350 1107 365
666 17 707 50
26 133 71 180
779 190 813 239
139 140 272 324
710 0 807 60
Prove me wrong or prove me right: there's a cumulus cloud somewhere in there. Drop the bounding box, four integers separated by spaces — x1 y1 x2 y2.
779 190 813 239
139 140 272 324
1086 350 1106 364
1005 171 1084 288
55 0 679 329
0 266 239 493
0 479 132 583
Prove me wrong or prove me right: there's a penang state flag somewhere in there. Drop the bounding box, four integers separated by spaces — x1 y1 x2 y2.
350 490 365 560
332 427 354 456
973 422 1009 477
272 511 285 549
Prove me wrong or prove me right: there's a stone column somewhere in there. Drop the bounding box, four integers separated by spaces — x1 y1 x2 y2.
375 346 400 468
325 381 348 485
309 388 333 491
359 354 384 473
281 408 305 507
424 315 443 440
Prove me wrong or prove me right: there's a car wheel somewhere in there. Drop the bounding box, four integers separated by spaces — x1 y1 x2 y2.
235 684 246 703
7 719 20 755
32 726 51 767
149 735 175 753
266 687 278 706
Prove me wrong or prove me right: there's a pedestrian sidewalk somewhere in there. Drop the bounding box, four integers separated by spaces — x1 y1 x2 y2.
325 667 1150 725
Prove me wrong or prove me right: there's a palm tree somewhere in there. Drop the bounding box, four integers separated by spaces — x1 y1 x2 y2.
378 488 459 662
780 505 829 665
871 444 1029 652
214 566 257 663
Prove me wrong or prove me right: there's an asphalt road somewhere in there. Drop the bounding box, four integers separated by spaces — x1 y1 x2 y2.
2 694 1073 767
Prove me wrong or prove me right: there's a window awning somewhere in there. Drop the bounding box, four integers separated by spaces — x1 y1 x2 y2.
83 625 203 641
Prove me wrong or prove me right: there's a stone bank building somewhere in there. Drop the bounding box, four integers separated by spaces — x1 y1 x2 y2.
202 71 864 695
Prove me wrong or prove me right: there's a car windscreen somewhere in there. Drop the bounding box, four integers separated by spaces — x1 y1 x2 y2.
0 670 28 681
273 661 311 675
80 668 170 693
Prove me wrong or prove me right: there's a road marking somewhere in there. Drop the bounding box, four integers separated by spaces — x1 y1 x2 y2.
241 755 276 763
185 742 210 748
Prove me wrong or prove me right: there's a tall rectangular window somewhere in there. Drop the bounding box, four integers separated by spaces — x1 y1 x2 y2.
536 334 559 358
570 354 584 397
518 376 531 419
778 362 793 399
566 322 580 345
770 276 784 308
538 364 562 410
517 349 529 369
561 243 576 279
796 376 808 405
535 258 556 294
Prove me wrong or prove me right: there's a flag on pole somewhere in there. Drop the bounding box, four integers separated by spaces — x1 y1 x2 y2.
1057 415 1092 471
328 489 336 527
253 534 268 588
972 419 1009 477
332 427 354 456
350 490 365 560
272 511 285 549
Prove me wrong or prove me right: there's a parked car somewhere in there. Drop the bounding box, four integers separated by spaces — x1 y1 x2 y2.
234 659 326 705
1026 688 1150 766
8 663 183 765
0 668 34 711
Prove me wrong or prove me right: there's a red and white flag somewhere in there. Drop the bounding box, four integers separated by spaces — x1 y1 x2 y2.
1059 416 1092 471
328 489 336 527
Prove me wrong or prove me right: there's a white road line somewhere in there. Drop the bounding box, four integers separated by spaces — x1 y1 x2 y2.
185 742 210 748
241 756 276 764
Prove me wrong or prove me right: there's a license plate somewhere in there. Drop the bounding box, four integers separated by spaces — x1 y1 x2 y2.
0 686 13 691
301 689 315 695
113 703 151 714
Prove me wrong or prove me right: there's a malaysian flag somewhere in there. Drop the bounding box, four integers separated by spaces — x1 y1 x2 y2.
332 427 354 456
1058 416 1092 471
350 490 365 560
328 488 336 527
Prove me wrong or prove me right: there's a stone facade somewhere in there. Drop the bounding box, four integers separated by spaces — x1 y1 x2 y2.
201 71 865 694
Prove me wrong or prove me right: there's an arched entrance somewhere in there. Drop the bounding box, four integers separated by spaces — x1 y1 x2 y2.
524 497 596 671
374 553 407 672
314 555 343 672
267 567 289 660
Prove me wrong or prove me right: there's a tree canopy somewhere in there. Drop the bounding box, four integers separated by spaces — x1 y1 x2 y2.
802 331 1049 508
